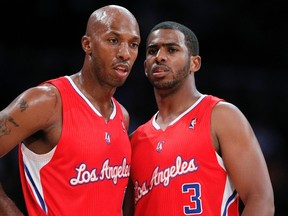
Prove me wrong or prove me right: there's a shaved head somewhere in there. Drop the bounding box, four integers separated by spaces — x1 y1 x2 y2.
80 4 140 89
85 5 139 36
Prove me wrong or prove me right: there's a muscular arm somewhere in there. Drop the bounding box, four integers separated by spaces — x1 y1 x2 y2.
0 84 61 156
0 183 24 216
212 102 274 216
0 84 61 214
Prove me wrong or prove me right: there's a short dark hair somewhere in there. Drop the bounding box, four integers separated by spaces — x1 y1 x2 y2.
147 21 199 56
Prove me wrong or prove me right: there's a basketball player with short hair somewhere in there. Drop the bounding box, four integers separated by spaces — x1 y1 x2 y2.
125 21 274 216
0 5 141 215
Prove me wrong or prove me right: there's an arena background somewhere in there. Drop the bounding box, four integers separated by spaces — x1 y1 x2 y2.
0 0 287 215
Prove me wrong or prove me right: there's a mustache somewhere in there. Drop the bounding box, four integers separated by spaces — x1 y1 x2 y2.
112 61 130 72
151 64 171 73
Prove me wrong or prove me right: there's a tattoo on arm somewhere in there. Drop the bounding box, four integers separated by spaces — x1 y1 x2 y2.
0 114 19 137
0 98 27 137
7 116 19 127
19 99 28 112
0 116 11 137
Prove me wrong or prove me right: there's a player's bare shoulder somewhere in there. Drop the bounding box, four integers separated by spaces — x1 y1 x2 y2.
0 83 62 156
212 101 246 125
3 83 62 134
211 100 252 151
19 83 61 119
119 103 130 131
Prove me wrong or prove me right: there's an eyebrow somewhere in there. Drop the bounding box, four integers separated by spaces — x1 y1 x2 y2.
109 31 141 41
147 42 180 49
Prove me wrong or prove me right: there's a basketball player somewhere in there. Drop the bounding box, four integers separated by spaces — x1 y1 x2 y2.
126 21 274 215
0 5 140 215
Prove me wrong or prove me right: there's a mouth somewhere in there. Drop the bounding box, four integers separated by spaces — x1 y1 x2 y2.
152 65 169 78
113 64 129 77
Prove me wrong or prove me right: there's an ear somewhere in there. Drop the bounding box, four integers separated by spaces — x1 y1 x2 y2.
81 35 92 54
190 55 201 73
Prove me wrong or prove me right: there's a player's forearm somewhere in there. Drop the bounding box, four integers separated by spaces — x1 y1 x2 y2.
122 178 135 216
241 197 275 216
0 184 24 216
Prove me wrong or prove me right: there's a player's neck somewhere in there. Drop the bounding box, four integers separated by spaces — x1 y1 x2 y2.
156 90 202 127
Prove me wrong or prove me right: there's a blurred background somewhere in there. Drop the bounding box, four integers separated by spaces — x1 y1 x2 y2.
0 0 287 215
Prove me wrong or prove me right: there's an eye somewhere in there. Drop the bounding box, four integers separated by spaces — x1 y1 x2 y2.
147 48 158 55
108 38 118 44
168 47 177 53
130 42 139 49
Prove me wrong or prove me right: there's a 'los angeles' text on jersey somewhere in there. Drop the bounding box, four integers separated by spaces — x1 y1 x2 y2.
70 158 130 185
134 156 198 203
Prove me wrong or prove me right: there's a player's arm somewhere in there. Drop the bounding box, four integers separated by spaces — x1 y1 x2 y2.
0 84 60 157
123 178 135 216
212 101 274 216
120 103 132 215
123 130 137 216
119 103 130 132
0 183 24 216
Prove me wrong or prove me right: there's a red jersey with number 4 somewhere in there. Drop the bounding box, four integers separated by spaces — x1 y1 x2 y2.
130 95 239 216
18 76 131 216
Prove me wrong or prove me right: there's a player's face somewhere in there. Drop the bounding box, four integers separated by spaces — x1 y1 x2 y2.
144 29 191 89
87 14 141 87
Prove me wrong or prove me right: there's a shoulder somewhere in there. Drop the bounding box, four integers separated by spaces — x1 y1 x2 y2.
0 82 62 155
21 83 61 108
212 101 246 123
118 102 130 131
211 101 249 133
211 100 253 152
11 83 62 126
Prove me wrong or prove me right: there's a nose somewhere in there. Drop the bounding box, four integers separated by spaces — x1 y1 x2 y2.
117 42 130 60
155 48 167 62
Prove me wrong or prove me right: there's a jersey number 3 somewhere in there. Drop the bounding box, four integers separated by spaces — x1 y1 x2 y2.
182 183 202 215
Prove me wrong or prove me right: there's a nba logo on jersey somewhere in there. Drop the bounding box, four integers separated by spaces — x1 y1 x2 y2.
156 141 165 152
189 118 197 129
105 132 111 144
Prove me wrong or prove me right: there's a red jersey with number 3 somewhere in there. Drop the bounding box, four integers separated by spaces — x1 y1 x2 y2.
130 95 239 216
18 76 131 216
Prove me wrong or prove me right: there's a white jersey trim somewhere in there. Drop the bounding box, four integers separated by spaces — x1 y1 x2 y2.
65 76 116 119
152 94 207 130
21 143 56 214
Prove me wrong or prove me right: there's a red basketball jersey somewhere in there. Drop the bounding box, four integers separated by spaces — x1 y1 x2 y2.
19 76 131 216
130 95 239 216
